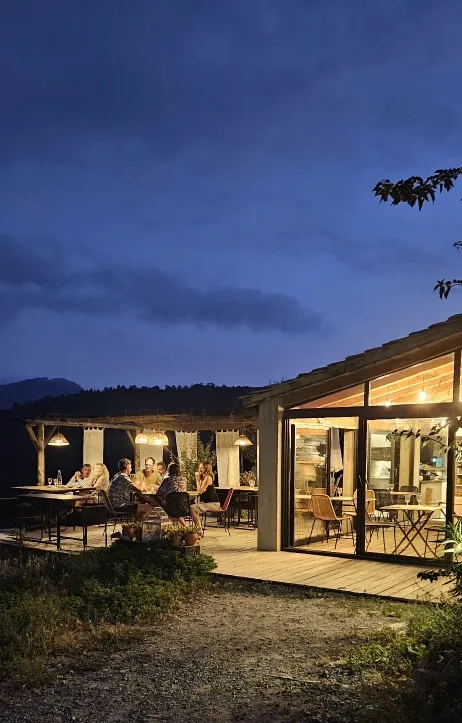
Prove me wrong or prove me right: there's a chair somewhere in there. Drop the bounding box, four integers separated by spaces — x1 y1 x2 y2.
232 490 258 527
353 489 376 516
99 490 137 532
60 504 108 549
202 488 234 534
351 496 397 553
308 494 354 549
397 485 419 505
374 489 396 521
164 492 191 521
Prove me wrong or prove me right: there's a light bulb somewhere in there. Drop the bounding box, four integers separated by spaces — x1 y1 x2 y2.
418 390 427 401
384 399 391 407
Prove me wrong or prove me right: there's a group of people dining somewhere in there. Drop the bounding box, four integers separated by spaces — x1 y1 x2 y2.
66 456 220 538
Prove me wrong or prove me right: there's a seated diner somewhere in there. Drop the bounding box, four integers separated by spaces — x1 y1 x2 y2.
156 463 188 526
190 462 220 538
133 457 161 493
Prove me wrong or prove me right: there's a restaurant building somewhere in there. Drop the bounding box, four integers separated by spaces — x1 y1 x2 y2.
244 315 462 563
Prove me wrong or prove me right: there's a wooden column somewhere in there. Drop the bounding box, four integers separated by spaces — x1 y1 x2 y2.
257 398 283 551
125 430 140 471
342 430 356 497
25 423 46 485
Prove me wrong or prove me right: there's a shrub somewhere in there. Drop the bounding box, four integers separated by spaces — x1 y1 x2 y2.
0 544 216 684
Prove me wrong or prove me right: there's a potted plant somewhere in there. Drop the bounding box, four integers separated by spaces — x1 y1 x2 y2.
182 524 199 547
122 522 137 540
168 526 185 549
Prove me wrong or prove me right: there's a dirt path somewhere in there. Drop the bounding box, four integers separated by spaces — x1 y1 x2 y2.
1 585 403 723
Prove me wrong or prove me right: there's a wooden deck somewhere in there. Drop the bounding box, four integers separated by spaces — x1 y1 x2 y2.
0 523 451 602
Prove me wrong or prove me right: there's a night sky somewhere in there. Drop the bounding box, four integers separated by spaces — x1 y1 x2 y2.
1 0 462 390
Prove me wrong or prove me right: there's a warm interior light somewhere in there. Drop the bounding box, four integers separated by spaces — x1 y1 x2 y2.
234 434 253 447
418 390 427 401
440 418 448 428
135 432 149 444
384 399 391 407
148 432 167 446
47 431 69 447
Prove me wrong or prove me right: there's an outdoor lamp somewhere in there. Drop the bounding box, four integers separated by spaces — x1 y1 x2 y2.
234 434 253 447
135 431 149 444
47 430 69 447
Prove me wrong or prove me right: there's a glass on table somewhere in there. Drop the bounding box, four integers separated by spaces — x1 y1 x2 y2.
47 478 53 486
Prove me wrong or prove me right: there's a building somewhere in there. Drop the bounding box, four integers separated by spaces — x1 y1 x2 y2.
244 315 462 562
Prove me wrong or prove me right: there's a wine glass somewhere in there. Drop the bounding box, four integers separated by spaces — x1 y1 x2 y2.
404 493 411 505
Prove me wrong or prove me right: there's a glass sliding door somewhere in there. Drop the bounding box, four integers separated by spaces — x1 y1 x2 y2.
287 416 358 554
365 417 449 559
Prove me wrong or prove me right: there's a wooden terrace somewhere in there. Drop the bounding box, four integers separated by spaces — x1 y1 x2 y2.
0 525 450 603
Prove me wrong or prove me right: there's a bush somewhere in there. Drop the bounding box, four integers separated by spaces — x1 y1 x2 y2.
348 602 462 720
0 545 216 683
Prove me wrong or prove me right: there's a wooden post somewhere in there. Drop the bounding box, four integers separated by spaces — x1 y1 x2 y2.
125 429 140 471
257 398 283 551
37 424 45 486
25 423 45 485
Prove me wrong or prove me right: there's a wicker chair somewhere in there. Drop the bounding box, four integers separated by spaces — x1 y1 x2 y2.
308 494 354 549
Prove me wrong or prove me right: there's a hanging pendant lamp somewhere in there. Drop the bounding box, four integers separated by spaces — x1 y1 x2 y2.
48 428 70 447
234 434 253 447
135 431 149 444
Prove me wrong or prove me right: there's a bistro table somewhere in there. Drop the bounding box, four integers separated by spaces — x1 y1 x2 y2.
18 493 89 550
381 504 443 558
13 485 95 493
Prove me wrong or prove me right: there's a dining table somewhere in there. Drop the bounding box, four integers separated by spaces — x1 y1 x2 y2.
18 492 89 550
380 504 443 558
13 485 95 493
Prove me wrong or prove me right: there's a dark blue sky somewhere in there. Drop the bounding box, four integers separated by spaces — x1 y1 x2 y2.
1 0 462 389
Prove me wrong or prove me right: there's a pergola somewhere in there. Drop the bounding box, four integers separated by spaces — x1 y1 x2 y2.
24 411 258 485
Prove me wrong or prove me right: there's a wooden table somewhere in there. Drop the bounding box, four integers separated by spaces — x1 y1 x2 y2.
13 485 95 493
381 504 442 558
18 493 89 550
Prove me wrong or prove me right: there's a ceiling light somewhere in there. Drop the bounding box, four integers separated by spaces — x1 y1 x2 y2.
384 399 391 407
47 431 69 447
440 418 448 428
234 434 253 447
135 432 149 444
148 432 167 446
418 390 427 401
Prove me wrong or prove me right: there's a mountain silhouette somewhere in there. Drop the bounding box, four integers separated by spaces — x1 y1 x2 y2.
0 377 82 410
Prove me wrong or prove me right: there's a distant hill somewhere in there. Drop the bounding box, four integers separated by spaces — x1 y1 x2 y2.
0 377 82 410
4 382 260 419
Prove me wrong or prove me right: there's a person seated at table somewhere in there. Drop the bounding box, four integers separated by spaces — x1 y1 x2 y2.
109 458 152 521
156 463 188 526
133 457 162 493
157 461 168 480
190 462 220 538
67 464 92 488
77 462 111 505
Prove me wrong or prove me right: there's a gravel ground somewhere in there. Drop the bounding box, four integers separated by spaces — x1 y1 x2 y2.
0 584 402 723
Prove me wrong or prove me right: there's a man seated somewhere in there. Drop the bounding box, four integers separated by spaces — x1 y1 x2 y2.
157 461 168 480
67 464 92 487
156 463 188 526
133 457 162 493
108 458 149 521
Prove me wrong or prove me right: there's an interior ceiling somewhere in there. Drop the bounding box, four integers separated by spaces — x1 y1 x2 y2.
296 355 455 409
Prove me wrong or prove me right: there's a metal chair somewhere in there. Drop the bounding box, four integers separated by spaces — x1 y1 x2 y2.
202 488 234 534
99 490 137 533
308 494 354 549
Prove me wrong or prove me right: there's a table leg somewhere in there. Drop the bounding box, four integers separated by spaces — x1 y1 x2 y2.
392 511 434 557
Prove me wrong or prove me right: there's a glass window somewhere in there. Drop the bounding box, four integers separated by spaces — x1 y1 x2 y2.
367 417 448 559
295 384 364 409
369 354 454 406
291 417 358 551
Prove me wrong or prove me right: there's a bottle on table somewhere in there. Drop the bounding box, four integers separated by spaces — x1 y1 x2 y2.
57 470 62 486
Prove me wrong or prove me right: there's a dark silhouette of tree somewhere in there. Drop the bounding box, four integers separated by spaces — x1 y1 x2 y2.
373 167 462 298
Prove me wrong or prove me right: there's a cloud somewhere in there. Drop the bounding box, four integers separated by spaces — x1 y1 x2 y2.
0 233 326 335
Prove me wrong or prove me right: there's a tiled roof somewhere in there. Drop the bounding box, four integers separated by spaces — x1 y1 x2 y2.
243 315 462 407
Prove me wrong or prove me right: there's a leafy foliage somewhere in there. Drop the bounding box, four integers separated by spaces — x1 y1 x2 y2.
373 167 462 210
0 545 216 682
374 166 462 300
173 437 217 490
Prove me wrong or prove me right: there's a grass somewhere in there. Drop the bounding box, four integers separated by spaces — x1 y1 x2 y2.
347 600 462 721
0 543 216 684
